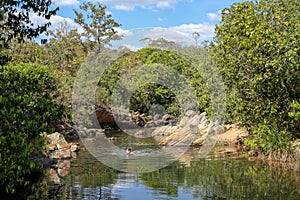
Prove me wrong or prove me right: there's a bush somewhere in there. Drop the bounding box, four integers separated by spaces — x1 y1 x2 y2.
213 0 300 153
0 63 65 194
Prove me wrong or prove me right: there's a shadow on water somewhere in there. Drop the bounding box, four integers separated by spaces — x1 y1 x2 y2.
46 132 300 200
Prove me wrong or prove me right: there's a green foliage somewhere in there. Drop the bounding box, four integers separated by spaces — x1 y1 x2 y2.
74 1 122 52
213 0 300 153
97 47 211 118
44 27 88 76
0 0 58 47
252 124 293 154
0 63 65 194
129 83 180 116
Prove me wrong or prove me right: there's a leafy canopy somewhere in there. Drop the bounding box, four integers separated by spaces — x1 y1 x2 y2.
74 1 122 52
0 0 58 47
212 0 300 154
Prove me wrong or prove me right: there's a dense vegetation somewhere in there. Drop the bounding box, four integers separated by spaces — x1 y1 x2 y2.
96 47 211 117
0 63 65 196
212 0 300 158
1 0 300 197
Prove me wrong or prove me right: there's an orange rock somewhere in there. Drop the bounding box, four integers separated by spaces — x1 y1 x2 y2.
58 167 70 177
57 142 70 150
48 143 57 151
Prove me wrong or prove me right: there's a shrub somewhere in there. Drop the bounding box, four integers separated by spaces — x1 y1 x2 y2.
0 63 65 194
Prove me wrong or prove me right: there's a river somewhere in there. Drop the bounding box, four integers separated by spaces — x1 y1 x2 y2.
47 131 300 200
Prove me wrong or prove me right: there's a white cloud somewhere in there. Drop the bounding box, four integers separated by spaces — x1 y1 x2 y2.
157 17 164 22
30 13 81 33
53 0 79 6
157 1 171 8
168 23 215 42
113 5 135 11
100 0 189 10
119 44 142 51
115 28 133 37
207 10 221 21
112 24 215 50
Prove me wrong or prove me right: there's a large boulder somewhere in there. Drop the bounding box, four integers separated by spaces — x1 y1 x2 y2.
155 111 208 146
95 106 115 124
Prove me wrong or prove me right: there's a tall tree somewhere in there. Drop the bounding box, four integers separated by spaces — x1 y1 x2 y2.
74 1 122 53
192 32 200 47
0 0 58 47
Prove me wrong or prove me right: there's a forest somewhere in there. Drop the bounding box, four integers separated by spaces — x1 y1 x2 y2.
0 0 299 197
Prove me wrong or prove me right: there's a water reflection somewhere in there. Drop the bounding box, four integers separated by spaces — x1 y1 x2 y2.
48 149 300 200
79 130 196 173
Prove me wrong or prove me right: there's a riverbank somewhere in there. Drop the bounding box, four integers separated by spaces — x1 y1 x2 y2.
151 110 300 172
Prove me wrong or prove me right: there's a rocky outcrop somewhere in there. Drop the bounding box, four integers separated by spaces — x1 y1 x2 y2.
216 124 249 145
76 126 105 138
47 132 80 159
152 110 249 147
153 110 213 146
46 132 80 184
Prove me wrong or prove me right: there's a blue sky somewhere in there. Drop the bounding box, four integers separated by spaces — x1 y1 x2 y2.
36 0 247 49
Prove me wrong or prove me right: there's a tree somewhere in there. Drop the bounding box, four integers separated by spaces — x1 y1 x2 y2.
192 32 200 47
140 37 180 50
212 0 300 155
74 1 122 53
43 20 90 74
0 0 58 47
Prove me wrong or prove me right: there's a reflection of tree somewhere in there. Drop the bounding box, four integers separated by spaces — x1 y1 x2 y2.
50 151 119 199
47 150 300 199
140 158 300 199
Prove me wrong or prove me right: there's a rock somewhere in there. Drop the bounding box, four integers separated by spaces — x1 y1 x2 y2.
95 106 115 124
188 115 202 134
191 137 205 147
215 123 249 144
49 148 72 159
70 143 80 152
189 115 201 126
153 114 162 121
40 157 57 169
179 116 190 127
58 167 70 177
153 120 164 126
55 159 71 169
49 143 57 151
56 124 65 132
162 114 171 122
199 112 207 123
159 126 195 146
152 125 179 137
185 110 196 118
48 169 61 185
47 132 67 145
57 142 70 150
108 136 117 141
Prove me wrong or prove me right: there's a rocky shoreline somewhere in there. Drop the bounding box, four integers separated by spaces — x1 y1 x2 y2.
151 110 249 147
43 109 300 184
44 132 80 184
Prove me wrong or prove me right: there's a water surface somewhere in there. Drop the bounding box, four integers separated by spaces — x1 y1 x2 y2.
48 132 300 200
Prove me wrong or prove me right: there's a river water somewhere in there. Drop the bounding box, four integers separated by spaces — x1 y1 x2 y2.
48 132 300 200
